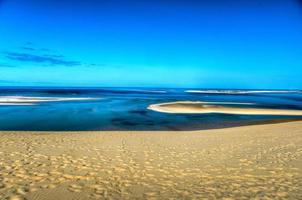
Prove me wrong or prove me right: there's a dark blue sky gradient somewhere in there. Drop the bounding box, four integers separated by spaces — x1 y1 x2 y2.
0 0 302 89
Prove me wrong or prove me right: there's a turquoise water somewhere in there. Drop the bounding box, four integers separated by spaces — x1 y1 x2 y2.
0 87 302 131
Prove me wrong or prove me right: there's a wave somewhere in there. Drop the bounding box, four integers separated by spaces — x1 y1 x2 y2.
185 90 301 94
0 96 100 105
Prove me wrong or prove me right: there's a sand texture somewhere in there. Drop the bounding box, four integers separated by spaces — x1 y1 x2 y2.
148 101 302 116
0 121 302 199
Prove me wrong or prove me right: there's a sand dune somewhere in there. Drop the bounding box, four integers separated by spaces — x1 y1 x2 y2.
0 121 302 199
148 101 302 116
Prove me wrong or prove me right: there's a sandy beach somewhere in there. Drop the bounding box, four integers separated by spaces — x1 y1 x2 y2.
148 101 302 116
0 121 301 200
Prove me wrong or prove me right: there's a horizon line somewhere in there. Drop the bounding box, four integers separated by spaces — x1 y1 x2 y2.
0 85 301 91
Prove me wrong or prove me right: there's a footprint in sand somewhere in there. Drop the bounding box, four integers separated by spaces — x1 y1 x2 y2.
68 184 83 193
7 195 25 200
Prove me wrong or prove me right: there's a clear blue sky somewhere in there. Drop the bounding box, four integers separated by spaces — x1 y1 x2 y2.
0 0 302 89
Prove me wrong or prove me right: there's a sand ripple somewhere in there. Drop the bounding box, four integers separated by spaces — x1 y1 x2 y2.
0 121 302 199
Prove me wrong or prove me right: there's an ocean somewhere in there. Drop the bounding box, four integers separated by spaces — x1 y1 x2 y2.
0 87 302 131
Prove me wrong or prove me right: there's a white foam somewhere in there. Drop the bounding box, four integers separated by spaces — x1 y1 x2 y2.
0 96 100 105
185 90 301 94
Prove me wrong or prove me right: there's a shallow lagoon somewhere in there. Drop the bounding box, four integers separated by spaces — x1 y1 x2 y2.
0 87 302 131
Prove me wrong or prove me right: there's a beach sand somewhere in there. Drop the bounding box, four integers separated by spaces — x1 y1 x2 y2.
0 121 302 200
148 101 302 116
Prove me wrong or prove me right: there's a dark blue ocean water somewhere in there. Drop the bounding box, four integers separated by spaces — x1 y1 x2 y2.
0 87 302 131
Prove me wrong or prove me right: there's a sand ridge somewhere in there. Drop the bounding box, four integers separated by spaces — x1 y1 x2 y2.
0 121 302 199
148 101 302 116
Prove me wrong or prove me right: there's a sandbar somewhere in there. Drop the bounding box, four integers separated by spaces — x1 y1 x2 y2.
148 101 302 116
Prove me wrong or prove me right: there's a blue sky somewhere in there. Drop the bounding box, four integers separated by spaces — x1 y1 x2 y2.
0 0 302 89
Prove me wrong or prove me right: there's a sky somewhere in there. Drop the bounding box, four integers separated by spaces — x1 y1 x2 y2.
0 0 302 89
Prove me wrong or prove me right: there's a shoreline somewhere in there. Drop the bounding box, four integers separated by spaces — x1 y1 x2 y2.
0 118 301 132
1 121 302 199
